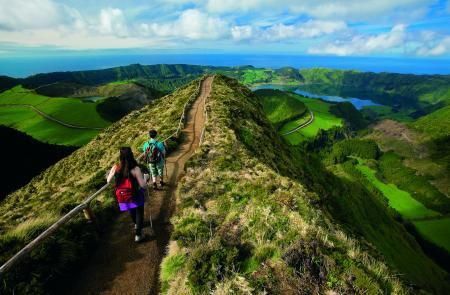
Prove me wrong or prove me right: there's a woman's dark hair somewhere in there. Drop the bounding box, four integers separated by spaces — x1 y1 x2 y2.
115 147 138 185
149 129 157 138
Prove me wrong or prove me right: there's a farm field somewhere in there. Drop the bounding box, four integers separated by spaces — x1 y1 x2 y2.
0 85 111 146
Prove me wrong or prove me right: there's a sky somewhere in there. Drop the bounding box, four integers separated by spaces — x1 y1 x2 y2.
0 0 450 58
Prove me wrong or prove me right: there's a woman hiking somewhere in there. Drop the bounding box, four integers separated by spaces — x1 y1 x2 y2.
107 147 148 242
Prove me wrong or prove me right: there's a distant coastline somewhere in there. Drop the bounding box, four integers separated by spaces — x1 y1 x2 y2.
1 53 450 78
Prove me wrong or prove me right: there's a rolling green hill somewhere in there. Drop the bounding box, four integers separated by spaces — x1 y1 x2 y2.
299 68 450 111
254 89 343 145
0 85 110 145
255 89 307 129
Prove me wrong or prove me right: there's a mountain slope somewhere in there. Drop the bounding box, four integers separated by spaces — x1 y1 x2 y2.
21 64 211 88
0 78 202 293
161 75 418 294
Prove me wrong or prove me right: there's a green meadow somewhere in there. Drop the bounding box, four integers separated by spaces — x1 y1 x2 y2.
0 86 111 146
355 159 439 220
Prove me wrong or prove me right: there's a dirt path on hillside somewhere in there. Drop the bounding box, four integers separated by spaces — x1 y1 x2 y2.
67 76 213 295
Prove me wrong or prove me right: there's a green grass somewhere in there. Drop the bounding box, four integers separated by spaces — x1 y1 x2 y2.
410 105 450 140
283 94 342 144
278 113 311 134
0 106 100 146
161 75 416 294
355 158 439 220
377 152 450 214
361 105 415 122
414 217 450 252
0 85 111 145
240 69 272 84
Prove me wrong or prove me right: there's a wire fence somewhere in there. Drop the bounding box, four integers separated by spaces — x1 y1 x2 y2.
0 76 205 278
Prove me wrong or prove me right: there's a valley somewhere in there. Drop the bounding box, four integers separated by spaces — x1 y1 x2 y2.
250 69 450 278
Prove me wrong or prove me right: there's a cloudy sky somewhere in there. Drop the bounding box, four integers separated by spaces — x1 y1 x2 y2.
0 0 449 57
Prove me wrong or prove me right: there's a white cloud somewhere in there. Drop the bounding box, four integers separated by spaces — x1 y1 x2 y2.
231 25 253 41
416 36 450 56
98 8 129 37
140 9 229 40
231 20 347 42
0 0 78 30
206 0 433 22
309 24 407 56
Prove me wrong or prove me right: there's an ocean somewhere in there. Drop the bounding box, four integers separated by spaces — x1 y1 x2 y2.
1 54 449 78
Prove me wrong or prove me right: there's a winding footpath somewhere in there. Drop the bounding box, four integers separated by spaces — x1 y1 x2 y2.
281 109 314 136
67 76 213 294
0 103 104 130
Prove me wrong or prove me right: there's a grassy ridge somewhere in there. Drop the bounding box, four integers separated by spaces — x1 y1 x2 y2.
0 79 202 293
162 75 408 294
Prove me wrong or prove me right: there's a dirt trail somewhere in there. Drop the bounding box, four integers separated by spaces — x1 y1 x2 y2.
68 76 213 295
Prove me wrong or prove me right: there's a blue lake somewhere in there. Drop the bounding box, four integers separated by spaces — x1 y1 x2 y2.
252 84 381 110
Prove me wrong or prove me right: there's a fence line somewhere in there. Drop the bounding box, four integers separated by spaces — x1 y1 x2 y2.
0 76 205 278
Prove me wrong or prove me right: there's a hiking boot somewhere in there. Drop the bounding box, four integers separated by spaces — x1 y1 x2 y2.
153 182 158 190
135 235 144 243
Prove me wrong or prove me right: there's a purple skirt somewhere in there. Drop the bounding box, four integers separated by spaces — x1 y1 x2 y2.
118 188 145 211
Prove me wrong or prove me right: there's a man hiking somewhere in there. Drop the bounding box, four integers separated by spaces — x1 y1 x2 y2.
142 129 166 190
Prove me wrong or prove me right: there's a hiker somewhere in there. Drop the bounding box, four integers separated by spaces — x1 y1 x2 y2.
142 129 166 190
107 147 147 242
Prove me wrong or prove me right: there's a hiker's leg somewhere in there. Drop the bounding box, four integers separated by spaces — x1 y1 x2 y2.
129 208 137 224
135 206 144 236
150 164 157 183
158 162 164 185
